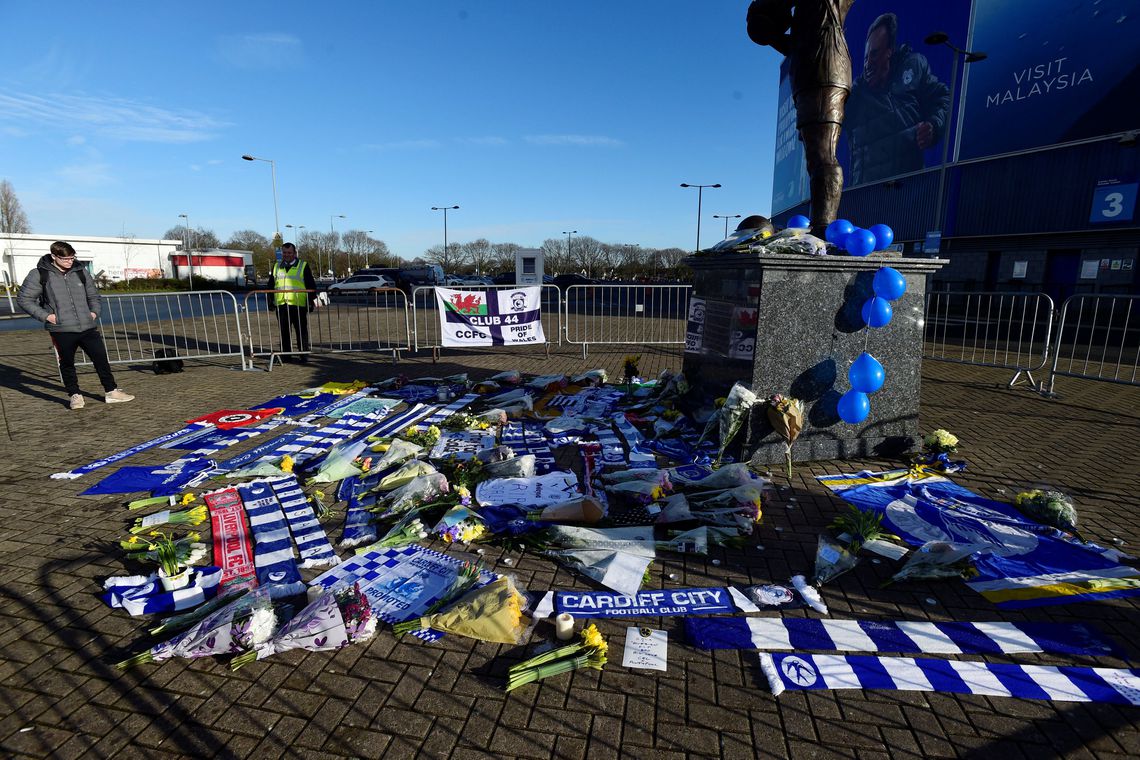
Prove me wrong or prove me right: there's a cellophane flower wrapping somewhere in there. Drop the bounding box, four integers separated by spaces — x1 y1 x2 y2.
715 384 758 464
434 505 488 544
376 460 437 491
889 541 981 583
765 394 804 477
116 586 277 669
236 583 376 668
372 439 423 470
668 463 757 490
687 484 766 527
309 438 371 483
413 575 530 644
372 473 450 517
491 369 522 385
812 534 859 586
1014 490 1084 540
604 473 672 505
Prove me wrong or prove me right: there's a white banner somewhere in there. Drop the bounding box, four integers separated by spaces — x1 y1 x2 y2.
435 287 546 347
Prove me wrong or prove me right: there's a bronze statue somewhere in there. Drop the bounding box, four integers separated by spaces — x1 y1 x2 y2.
748 0 855 237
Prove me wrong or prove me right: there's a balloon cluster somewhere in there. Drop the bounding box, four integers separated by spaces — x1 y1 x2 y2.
821 219 906 424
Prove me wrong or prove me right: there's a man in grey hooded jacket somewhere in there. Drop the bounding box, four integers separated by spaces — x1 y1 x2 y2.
17 241 134 409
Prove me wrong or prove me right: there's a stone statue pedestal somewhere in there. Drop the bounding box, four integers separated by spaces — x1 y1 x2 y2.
683 251 947 465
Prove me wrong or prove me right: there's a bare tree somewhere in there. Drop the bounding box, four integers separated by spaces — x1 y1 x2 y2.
541 238 569 275
571 235 611 278
424 243 463 272
163 225 220 252
225 230 272 277
0 180 31 233
490 242 520 273
459 238 494 274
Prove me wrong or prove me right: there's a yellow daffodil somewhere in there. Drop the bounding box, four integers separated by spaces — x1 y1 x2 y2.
280 455 295 473
179 493 196 507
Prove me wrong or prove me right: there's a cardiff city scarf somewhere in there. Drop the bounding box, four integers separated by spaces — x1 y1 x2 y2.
556 588 740 618
212 426 312 474
501 422 556 474
204 487 258 593
684 617 1123 658
51 423 212 479
309 544 496 642
274 406 403 468
591 423 626 469
612 414 657 468
264 474 339 569
546 388 625 418
102 567 222 616
758 652 1140 705
820 472 1140 608
338 404 444 547
237 480 306 598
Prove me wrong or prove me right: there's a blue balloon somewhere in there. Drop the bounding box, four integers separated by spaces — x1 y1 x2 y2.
848 352 885 394
861 296 893 328
872 266 907 301
825 219 855 246
845 228 876 257
787 214 810 229
837 390 870 424
869 223 894 251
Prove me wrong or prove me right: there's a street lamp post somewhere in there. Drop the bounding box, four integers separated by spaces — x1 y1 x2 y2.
330 214 346 276
431 206 459 269
563 230 578 275
241 154 280 239
680 183 721 253
924 32 987 248
178 213 194 290
713 214 742 239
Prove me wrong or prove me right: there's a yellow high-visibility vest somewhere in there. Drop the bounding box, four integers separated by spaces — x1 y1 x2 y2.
273 260 309 306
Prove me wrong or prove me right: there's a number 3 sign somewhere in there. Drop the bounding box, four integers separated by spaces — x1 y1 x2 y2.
1090 180 1138 224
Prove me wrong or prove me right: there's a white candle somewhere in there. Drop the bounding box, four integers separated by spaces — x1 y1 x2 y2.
554 612 575 641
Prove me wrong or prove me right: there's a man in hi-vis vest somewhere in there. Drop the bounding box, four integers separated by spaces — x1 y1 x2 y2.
267 242 318 363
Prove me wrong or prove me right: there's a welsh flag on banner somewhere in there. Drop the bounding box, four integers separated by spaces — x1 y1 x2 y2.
435 287 545 347
186 408 285 430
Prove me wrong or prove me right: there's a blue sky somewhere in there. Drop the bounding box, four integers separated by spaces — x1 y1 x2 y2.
0 1 781 259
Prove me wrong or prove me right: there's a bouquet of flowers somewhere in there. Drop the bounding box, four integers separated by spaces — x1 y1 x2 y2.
687 484 766 530
885 541 981 585
570 369 608 386
130 504 208 534
1014 489 1085 541
393 572 526 644
369 473 450 517
491 369 522 385
308 438 372 483
442 413 493 431
604 472 673 504
375 459 438 491
657 525 750 554
526 496 606 525
370 515 430 549
121 532 208 568
401 425 441 449
369 438 423 468
434 505 488 544
231 583 376 670
126 492 197 511
621 355 641 395
913 428 966 473
828 506 899 553
765 394 804 478
115 586 277 669
506 623 608 691
697 383 759 466
811 534 859 586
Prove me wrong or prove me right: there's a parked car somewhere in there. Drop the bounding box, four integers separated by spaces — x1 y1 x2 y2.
462 275 495 286
327 274 396 295
552 273 599 288
444 274 467 286
353 264 445 291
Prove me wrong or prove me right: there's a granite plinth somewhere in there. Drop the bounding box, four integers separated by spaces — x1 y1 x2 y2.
683 251 947 465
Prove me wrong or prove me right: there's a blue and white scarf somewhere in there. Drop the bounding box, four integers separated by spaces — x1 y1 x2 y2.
237 480 306 598
758 652 1140 705
274 405 405 468
591 422 626 469
612 414 657 468
102 566 222 616
264 475 340 569
684 617 1123 657
52 423 213 479
501 421 556 474
413 392 479 430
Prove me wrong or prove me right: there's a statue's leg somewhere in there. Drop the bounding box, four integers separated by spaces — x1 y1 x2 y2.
802 122 843 237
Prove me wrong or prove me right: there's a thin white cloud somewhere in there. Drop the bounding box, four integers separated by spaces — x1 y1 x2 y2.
215 33 302 70
524 134 624 147
56 162 115 188
0 90 225 143
66 135 86 146
362 139 443 151
206 159 224 165
456 136 509 146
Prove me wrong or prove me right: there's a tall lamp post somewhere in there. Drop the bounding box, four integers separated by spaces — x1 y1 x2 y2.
178 213 194 290
241 154 280 239
713 213 742 239
431 206 459 269
330 214 346 276
924 32 986 247
680 183 721 253
563 230 577 275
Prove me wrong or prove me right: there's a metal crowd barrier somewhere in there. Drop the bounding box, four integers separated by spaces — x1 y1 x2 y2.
923 290 1054 390
563 284 691 359
243 288 410 369
73 290 248 370
1046 294 1140 395
410 284 562 359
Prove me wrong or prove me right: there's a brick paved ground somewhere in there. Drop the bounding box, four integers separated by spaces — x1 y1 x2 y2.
1 324 1138 759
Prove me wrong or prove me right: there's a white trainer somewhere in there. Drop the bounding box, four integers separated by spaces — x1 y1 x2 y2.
69 393 85 410
105 389 135 404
